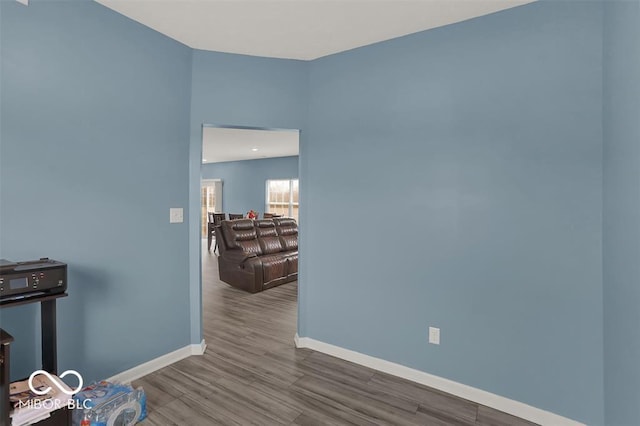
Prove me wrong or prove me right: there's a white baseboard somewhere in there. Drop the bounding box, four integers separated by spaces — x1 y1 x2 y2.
294 334 583 426
108 339 207 384
192 338 207 356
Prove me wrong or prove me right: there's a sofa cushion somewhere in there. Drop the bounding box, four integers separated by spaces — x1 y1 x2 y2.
259 237 283 254
254 220 277 236
285 252 298 275
259 254 288 284
274 218 297 234
279 235 297 251
275 218 298 251
255 220 284 254
222 219 262 255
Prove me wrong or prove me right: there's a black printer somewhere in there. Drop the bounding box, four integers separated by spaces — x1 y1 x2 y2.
0 258 67 303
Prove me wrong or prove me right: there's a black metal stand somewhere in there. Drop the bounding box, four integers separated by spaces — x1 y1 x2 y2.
0 293 68 426
41 300 58 375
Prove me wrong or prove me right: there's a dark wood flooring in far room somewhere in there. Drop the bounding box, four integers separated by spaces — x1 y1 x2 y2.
132 240 538 425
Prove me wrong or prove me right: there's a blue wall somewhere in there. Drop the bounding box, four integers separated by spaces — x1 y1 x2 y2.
2 1 638 423
188 51 308 343
0 0 192 382
303 2 604 424
201 156 299 216
603 1 640 425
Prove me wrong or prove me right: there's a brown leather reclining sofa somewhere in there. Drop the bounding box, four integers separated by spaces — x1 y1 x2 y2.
216 218 298 293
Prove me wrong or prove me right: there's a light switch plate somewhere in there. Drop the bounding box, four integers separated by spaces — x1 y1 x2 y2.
429 327 440 345
170 208 183 223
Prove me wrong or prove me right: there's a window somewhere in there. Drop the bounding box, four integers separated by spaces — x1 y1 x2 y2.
266 179 299 221
201 179 222 236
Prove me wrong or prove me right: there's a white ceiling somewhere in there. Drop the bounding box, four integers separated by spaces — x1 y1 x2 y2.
95 0 533 60
202 127 299 164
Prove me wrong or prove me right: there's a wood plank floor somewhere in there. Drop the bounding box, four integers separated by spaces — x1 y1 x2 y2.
133 240 538 425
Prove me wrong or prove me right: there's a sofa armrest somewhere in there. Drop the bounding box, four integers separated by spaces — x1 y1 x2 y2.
221 249 258 266
217 252 264 293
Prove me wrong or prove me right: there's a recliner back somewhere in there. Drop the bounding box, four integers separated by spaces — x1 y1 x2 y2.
274 218 298 251
221 219 262 255
254 220 284 254
219 218 298 256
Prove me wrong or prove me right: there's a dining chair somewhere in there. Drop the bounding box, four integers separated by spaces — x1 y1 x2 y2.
212 213 226 253
228 214 244 220
207 213 216 251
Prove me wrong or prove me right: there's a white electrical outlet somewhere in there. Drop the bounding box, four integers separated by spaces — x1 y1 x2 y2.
169 208 183 223
429 326 440 345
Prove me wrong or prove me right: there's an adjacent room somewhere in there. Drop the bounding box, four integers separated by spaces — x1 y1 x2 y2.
1 0 638 426
200 126 299 292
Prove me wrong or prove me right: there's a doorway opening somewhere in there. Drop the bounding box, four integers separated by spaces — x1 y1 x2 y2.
199 124 300 347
